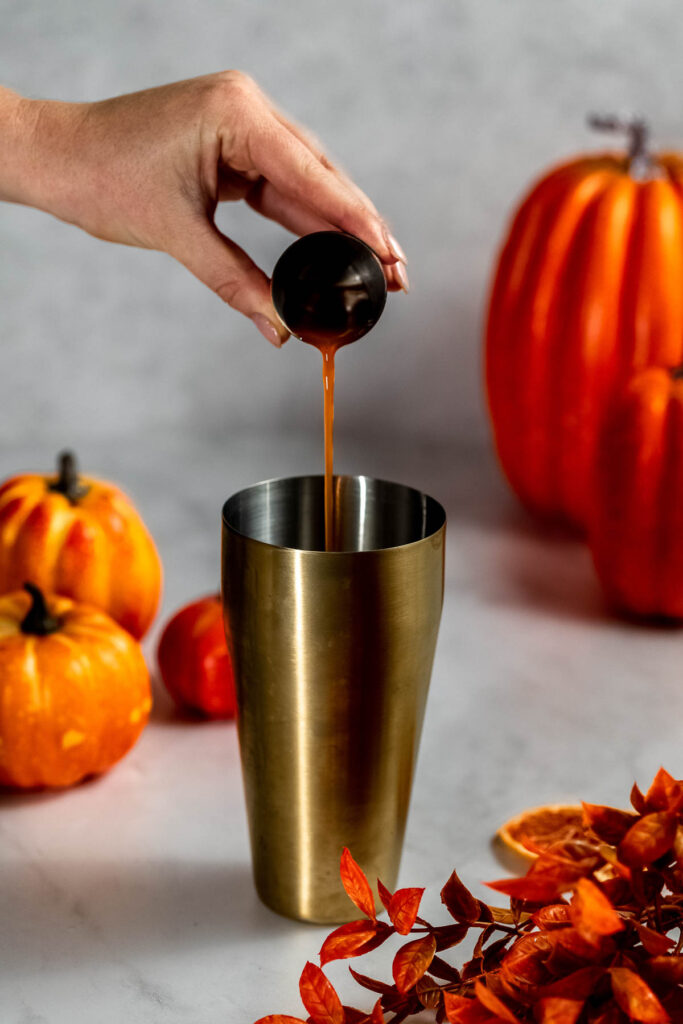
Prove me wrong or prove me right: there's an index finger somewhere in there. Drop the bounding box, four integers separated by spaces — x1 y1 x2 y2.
249 115 397 264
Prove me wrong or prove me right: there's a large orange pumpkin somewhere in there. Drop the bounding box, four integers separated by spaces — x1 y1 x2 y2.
486 117 683 529
0 583 151 787
0 451 162 639
589 366 683 619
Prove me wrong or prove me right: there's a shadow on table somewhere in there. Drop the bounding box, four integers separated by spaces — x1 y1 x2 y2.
496 531 607 625
0 855 311 976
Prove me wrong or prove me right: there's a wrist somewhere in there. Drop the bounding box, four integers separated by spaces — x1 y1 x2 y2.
0 88 42 205
0 86 85 215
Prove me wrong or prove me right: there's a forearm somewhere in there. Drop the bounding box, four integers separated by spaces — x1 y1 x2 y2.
0 86 86 220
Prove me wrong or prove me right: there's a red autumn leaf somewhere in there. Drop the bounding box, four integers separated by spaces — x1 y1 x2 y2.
341 1010 365 1024
443 992 492 1023
533 997 584 1024
347 967 394 996
618 812 677 868
590 1007 627 1024
644 768 683 814
552 926 613 964
367 998 384 1023
610 967 670 1023
633 921 676 956
532 904 571 928
487 864 581 904
319 920 382 966
474 979 518 1022
429 954 462 983
494 847 594 901
416 974 442 1010
646 955 683 985
376 878 393 913
340 848 376 921
597 843 632 881
582 802 639 845
387 887 424 935
472 923 496 961
673 826 683 871
501 932 555 994
631 783 647 814
433 922 470 951
392 933 437 994
441 869 480 923
540 966 604 1000
299 962 344 1024
254 1018 307 1024
568 878 623 941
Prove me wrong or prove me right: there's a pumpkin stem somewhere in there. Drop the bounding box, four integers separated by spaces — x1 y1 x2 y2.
48 450 90 504
588 114 651 179
21 582 61 636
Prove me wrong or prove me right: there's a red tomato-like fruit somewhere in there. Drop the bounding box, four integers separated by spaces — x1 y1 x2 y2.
157 594 236 718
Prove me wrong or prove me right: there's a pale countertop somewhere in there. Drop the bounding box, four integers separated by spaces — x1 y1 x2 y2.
1 428 682 1024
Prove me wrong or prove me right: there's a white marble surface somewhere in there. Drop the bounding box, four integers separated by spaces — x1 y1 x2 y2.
1 430 682 1023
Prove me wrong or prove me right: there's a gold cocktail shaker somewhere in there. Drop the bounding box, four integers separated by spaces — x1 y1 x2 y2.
222 475 445 923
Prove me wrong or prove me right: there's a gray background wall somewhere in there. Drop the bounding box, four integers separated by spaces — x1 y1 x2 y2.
2 0 683 456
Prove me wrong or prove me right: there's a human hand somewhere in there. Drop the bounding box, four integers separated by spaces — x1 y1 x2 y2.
0 73 408 347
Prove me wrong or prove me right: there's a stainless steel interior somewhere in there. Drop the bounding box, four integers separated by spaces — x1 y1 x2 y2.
222 474 446 552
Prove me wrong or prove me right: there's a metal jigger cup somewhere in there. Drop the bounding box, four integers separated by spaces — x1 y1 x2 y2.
221 475 446 923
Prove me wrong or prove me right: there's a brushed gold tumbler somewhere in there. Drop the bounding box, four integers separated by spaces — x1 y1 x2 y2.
222 475 445 923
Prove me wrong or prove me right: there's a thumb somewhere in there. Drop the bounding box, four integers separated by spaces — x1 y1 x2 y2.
169 220 289 348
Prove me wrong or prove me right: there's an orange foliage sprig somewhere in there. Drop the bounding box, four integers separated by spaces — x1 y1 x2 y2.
255 768 683 1024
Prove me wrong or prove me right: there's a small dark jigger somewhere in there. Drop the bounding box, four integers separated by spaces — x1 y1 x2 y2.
271 231 387 343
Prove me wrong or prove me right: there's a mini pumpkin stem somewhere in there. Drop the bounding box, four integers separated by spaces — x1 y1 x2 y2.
588 113 651 180
48 450 90 504
21 582 61 636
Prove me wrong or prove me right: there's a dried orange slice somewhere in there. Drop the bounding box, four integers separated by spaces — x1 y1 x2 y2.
496 804 588 861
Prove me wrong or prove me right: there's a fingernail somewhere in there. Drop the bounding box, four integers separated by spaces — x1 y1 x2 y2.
384 230 407 264
251 314 287 348
394 262 410 294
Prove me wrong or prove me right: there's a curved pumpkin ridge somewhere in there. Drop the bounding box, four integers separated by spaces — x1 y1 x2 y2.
493 167 614 515
549 176 637 526
486 164 594 507
617 180 683 377
0 480 45 585
9 496 75 598
486 163 588 343
591 370 669 614
82 487 161 639
625 373 669 614
55 513 111 610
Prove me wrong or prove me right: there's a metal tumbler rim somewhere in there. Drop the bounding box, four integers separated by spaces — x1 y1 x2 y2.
222 473 446 555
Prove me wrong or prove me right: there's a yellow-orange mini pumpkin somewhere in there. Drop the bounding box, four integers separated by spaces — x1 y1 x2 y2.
0 584 151 788
589 366 683 619
0 451 161 639
486 117 683 529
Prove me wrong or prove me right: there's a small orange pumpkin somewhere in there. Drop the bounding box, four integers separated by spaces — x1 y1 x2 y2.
157 594 236 718
0 583 151 788
0 451 162 639
486 116 683 529
589 365 683 619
